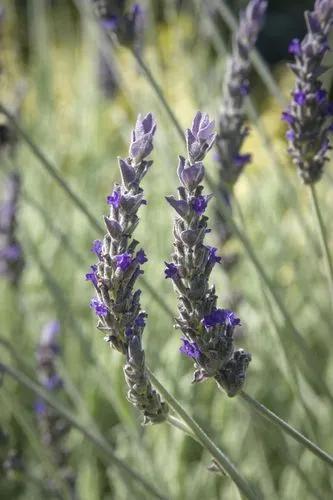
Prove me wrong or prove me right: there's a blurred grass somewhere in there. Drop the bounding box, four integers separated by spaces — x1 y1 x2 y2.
0 0 333 498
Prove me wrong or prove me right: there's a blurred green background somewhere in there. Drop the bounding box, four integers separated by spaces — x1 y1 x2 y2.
0 0 333 499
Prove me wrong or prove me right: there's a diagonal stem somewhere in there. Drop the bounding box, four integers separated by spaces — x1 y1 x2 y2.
239 390 333 468
309 183 333 311
148 369 259 500
0 362 169 500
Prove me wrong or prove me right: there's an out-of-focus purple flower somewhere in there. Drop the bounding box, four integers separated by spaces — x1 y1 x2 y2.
90 298 108 316
288 38 301 55
180 338 201 359
316 89 327 103
233 153 252 168
115 252 132 271
293 91 306 106
85 264 98 286
282 111 295 125
91 239 103 257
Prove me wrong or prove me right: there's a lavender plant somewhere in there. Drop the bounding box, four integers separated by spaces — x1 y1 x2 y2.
0 172 24 287
93 1 144 51
86 113 168 424
35 320 75 494
165 112 251 397
282 0 333 184
215 0 267 245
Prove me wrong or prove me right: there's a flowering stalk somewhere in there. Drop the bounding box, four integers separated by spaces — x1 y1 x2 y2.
87 113 168 424
35 321 75 495
93 1 144 51
165 112 251 397
215 0 267 246
0 172 24 287
283 1 333 307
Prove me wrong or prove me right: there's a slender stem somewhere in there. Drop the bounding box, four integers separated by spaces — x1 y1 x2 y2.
0 362 168 500
239 391 333 468
207 178 333 404
167 414 194 438
309 183 333 311
148 369 259 500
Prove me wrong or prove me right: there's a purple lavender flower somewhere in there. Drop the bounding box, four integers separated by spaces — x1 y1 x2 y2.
86 113 168 423
85 264 98 286
288 38 301 55
233 153 252 168
107 189 121 208
91 239 103 257
36 321 75 493
115 252 132 271
166 113 251 396
191 195 209 215
164 262 178 279
0 172 24 286
283 0 333 183
180 338 201 359
216 0 267 186
207 246 222 264
136 249 147 264
90 297 108 316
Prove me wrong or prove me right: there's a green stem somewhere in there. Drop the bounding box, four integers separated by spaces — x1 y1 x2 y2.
239 391 333 468
0 362 168 500
131 49 184 142
148 369 259 500
207 180 333 404
309 183 333 311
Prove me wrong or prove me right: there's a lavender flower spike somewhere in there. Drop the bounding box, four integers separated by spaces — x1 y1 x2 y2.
0 171 24 286
86 113 168 424
216 0 267 186
283 1 333 184
165 112 251 397
36 321 75 493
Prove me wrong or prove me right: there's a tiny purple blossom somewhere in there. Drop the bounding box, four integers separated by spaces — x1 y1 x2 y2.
101 16 118 31
179 338 201 359
286 129 295 141
91 239 103 257
90 298 108 317
115 252 132 271
293 91 306 106
107 190 120 208
288 38 302 56
191 195 208 215
135 312 147 327
316 88 327 103
202 308 240 328
164 262 178 279
207 246 222 264
281 111 295 125
239 81 250 96
233 153 252 168
85 265 98 286
136 249 148 264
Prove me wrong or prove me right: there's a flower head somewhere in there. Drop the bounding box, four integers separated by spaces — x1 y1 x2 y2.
191 195 209 215
164 262 179 279
136 249 147 264
107 189 120 208
186 111 216 162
